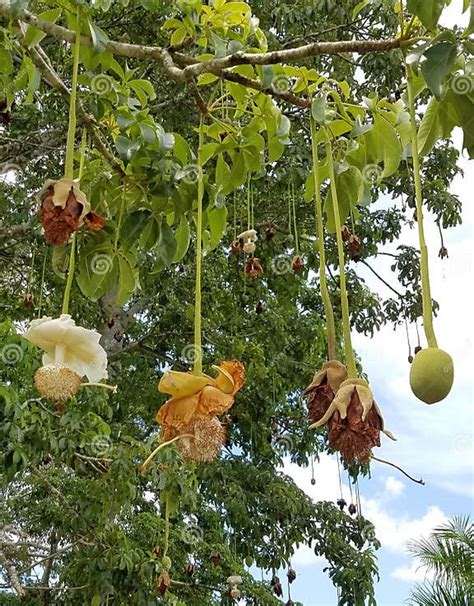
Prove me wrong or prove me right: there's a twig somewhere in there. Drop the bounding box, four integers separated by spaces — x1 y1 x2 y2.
371 455 425 485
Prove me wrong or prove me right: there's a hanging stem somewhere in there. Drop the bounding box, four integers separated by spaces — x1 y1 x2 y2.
405 64 438 348
371 455 425 485
324 129 357 377
138 434 194 473
64 7 81 180
291 182 300 256
194 115 205 376
61 130 88 316
163 494 170 559
309 116 336 360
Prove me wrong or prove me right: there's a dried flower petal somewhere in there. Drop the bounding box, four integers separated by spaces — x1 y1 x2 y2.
245 257 263 278
304 361 347 424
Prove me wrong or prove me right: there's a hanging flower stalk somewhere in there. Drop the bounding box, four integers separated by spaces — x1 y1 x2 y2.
303 115 347 424
405 64 454 404
309 128 395 463
37 11 105 247
142 115 245 469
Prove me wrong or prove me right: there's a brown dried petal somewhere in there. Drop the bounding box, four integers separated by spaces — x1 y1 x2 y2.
156 570 171 596
307 377 334 424
83 210 106 231
40 189 82 245
328 388 382 464
292 255 304 272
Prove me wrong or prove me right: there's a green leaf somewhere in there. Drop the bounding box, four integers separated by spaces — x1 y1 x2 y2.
76 244 118 302
116 252 138 306
418 97 441 155
114 135 141 161
374 115 401 177
154 217 177 270
88 20 109 53
91 595 101 606
121 210 152 251
23 9 61 47
421 42 457 99
311 96 327 123
268 137 285 162
407 0 447 30
173 216 191 262
207 205 228 250
324 166 363 233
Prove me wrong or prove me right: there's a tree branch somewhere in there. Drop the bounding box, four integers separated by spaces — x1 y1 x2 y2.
0 548 26 597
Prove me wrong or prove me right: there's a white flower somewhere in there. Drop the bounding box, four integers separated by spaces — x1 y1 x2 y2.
24 314 107 383
237 229 258 242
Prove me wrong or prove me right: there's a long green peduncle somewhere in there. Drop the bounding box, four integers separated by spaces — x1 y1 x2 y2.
193 115 205 376
61 129 87 317
405 65 438 349
324 129 357 378
310 115 336 361
64 7 81 180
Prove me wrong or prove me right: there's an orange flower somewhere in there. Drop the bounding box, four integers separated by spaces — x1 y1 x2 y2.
156 361 245 439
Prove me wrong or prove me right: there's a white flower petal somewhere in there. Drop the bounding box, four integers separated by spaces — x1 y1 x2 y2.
25 315 108 382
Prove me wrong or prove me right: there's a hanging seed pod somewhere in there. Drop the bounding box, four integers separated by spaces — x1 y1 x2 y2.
409 348 454 404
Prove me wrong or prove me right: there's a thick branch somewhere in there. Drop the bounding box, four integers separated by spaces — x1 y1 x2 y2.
0 3 403 83
0 548 25 597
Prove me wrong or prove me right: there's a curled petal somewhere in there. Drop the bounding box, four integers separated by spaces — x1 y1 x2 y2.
158 370 211 398
198 385 234 415
155 393 200 429
83 211 106 231
213 360 245 395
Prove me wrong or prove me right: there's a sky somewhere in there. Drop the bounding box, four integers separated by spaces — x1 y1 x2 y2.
273 2 474 604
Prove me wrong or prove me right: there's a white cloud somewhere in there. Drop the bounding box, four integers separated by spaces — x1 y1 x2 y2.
384 476 405 497
392 561 434 583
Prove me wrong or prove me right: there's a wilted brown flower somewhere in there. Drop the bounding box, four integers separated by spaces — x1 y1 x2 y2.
245 257 263 278
23 293 34 307
310 379 395 464
287 568 297 583
292 255 304 272
271 575 283 597
210 551 222 566
341 224 351 242
37 178 105 246
438 246 448 259
265 226 275 242
156 570 171 596
304 360 348 425
348 234 361 258
230 240 242 255
185 563 195 576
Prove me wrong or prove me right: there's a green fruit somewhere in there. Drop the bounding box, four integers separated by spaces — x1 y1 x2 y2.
162 556 172 570
409 348 454 404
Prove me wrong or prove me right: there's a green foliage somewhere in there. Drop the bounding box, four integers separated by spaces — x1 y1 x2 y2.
0 0 470 604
